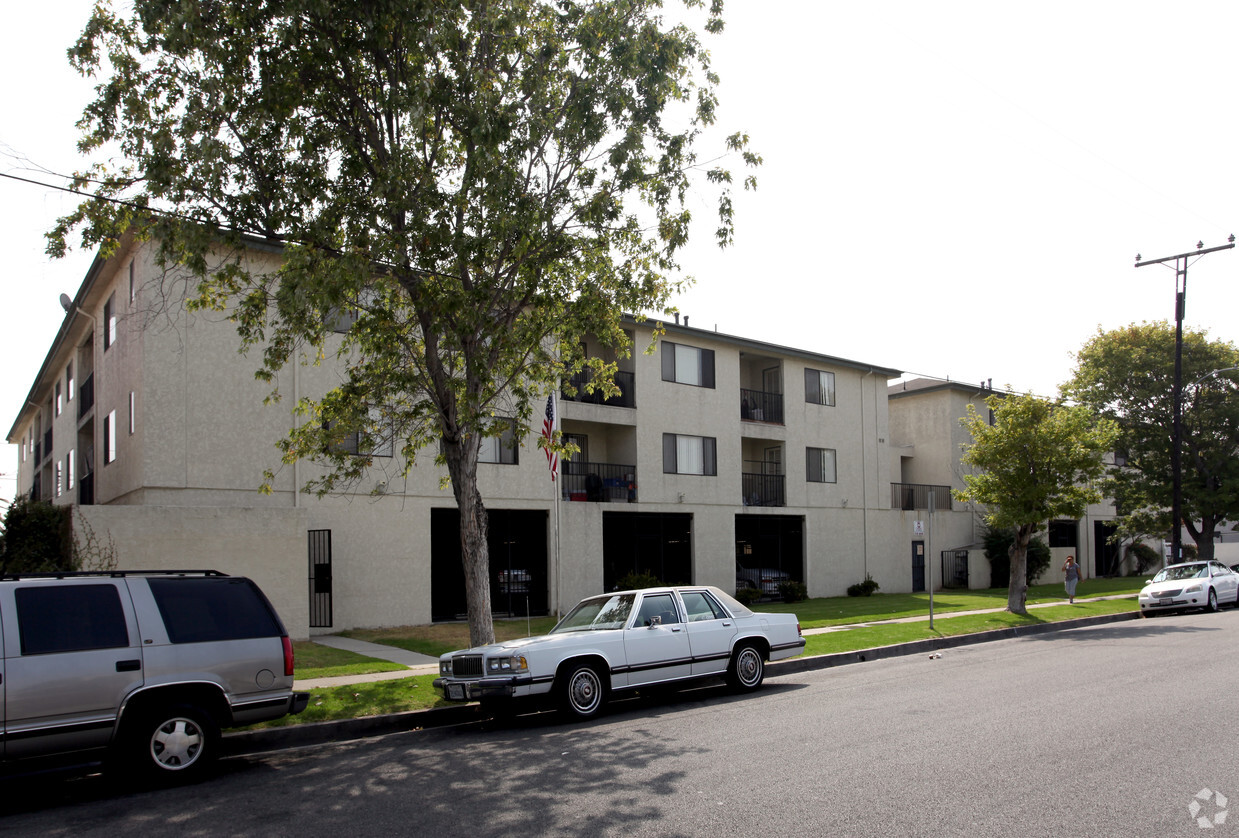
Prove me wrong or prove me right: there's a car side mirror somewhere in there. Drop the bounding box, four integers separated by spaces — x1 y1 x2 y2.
648 615 661 629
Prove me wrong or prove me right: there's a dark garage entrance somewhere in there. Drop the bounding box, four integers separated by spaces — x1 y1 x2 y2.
431 508 549 621
735 515 804 593
602 512 693 590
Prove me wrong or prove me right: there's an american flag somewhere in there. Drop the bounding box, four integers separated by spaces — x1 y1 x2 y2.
541 394 558 481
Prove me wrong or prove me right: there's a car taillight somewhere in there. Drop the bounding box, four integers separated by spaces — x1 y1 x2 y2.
283 635 295 677
797 622 802 636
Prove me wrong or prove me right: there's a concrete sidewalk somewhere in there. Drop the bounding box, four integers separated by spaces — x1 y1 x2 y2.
294 594 1137 689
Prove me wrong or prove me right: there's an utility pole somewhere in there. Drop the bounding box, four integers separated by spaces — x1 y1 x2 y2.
1134 237 1234 565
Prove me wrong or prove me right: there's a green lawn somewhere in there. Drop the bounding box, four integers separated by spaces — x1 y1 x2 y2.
293 641 407 680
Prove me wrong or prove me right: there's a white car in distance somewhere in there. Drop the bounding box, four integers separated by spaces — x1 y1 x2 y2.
1138 561 1239 615
434 586 805 720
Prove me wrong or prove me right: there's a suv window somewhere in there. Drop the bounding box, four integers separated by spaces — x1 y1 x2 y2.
16 584 130 655
149 577 282 643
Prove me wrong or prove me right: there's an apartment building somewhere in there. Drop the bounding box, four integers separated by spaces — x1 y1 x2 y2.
887 377 1123 587
11 237 1011 638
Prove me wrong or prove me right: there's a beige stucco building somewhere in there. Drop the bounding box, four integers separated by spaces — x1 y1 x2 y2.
8 239 1121 638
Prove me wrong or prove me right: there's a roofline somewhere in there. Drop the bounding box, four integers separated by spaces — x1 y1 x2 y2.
626 315 902 378
887 378 1005 401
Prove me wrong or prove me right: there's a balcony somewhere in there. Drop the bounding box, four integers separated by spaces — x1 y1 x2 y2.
742 469 785 507
891 482 953 511
562 369 635 409
43 428 53 462
79 471 95 506
78 374 94 419
740 388 784 424
561 462 636 503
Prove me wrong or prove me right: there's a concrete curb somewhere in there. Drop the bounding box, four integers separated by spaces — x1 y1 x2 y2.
224 609 1143 757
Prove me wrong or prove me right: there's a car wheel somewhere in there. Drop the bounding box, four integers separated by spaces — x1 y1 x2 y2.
726 643 765 691
130 704 218 782
1206 588 1220 613
558 662 607 720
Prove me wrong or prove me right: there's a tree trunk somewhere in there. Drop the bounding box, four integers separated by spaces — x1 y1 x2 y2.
442 434 496 648
1186 517 1218 561
1007 524 1034 615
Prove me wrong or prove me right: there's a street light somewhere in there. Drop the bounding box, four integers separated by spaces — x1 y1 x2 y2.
1135 238 1235 564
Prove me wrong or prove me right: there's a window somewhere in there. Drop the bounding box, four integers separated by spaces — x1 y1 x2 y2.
682 590 727 622
55 460 63 497
326 406 394 458
807 447 837 483
148 577 282 643
103 293 117 349
16 584 130 655
632 592 681 627
55 381 63 416
1048 520 1078 548
662 433 717 475
804 368 836 406
68 449 76 491
104 410 117 464
478 419 518 465
67 361 74 402
128 260 136 302
128 391 136 435
661 341 715 388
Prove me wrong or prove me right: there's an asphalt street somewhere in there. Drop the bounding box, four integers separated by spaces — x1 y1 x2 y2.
2 608 1236 837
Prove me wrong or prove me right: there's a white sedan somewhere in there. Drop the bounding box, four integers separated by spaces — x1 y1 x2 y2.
1138 561 1239 615
433 585 805 719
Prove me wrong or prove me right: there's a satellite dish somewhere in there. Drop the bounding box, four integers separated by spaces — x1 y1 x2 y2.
59 293 73 312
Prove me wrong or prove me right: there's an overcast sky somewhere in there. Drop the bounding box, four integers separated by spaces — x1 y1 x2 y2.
4 1 1239 505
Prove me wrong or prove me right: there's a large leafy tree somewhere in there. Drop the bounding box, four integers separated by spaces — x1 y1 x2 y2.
1064 323 1239 561
955 394 1116 614
51 0 758 646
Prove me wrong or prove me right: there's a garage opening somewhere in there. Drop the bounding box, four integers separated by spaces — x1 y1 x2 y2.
734 514 804 597
601 512 693 590
431 508 549 621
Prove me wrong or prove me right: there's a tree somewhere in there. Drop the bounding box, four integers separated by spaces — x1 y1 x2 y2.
955 393 1117 614
0 494 74 575
1064 322 1239 562
52 1 758 647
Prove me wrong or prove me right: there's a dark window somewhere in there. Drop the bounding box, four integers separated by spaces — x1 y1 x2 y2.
632 592 681 627
662 433 717 475
479 418 519 464
104 293 117 350
148 577 283 643
661 341 715 388
804 368 836 406
16 584 129 655
1048 520 1078 548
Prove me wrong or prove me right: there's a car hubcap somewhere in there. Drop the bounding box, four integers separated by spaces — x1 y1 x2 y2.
570 670 600 713
737 648 762 686
151 718 203 770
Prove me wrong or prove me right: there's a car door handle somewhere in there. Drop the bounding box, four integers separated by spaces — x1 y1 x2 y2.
671 627 682 632
722 621 732 626
116 659 141 672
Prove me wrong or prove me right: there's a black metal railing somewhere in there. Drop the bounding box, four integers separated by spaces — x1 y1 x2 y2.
561 462 636 502
742 473 785 507
78 374 94 418
561 369 635 408
891 482 953 511
740 388 784 424
941 550 969 588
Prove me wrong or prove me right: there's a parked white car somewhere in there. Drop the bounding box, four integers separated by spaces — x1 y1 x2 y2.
1138 561 1239 615
434 586 805 719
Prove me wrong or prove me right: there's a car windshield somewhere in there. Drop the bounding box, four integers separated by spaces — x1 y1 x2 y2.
1151 564 1208 582
551 594 635 633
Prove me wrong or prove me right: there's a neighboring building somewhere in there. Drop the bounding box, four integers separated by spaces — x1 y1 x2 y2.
9 240 1124 638
887 377 1124 588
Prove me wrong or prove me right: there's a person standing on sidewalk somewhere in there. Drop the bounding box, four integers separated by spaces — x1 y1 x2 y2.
1062 555 1083 603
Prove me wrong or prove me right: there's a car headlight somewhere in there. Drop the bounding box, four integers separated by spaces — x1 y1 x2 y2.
440 660 453 676
487 655 528 673
1184 583 1203 594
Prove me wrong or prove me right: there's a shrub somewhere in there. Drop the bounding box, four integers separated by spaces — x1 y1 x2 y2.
0 494 74 574
615 571 661 591
983 526 1051 587
846 574 880 597
1125 542 1160 575
777 580 807 603
734 586 761 605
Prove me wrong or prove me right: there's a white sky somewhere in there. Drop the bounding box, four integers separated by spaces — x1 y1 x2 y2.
4 1 1239 506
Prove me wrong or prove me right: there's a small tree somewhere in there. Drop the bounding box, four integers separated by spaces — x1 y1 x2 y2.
955 393 1117 614
982 525 1050 588
0 494 74 574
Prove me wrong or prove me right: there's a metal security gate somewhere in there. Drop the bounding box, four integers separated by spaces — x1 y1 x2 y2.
941 549 969 589
308 529 333 628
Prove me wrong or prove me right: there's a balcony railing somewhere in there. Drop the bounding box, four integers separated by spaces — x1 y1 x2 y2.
740 388 784 424
561 369 635 408
78 374 94 418
561 461 636 503
891 482 953 511
742 472 785 507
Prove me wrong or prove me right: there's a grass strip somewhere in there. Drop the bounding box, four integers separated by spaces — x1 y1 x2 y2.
247 675 450 728
293 641 408 680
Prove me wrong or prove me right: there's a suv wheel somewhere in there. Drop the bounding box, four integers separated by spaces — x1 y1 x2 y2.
131 704 219 782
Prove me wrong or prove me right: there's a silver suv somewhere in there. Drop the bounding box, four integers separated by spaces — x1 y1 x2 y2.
0 570 308 782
